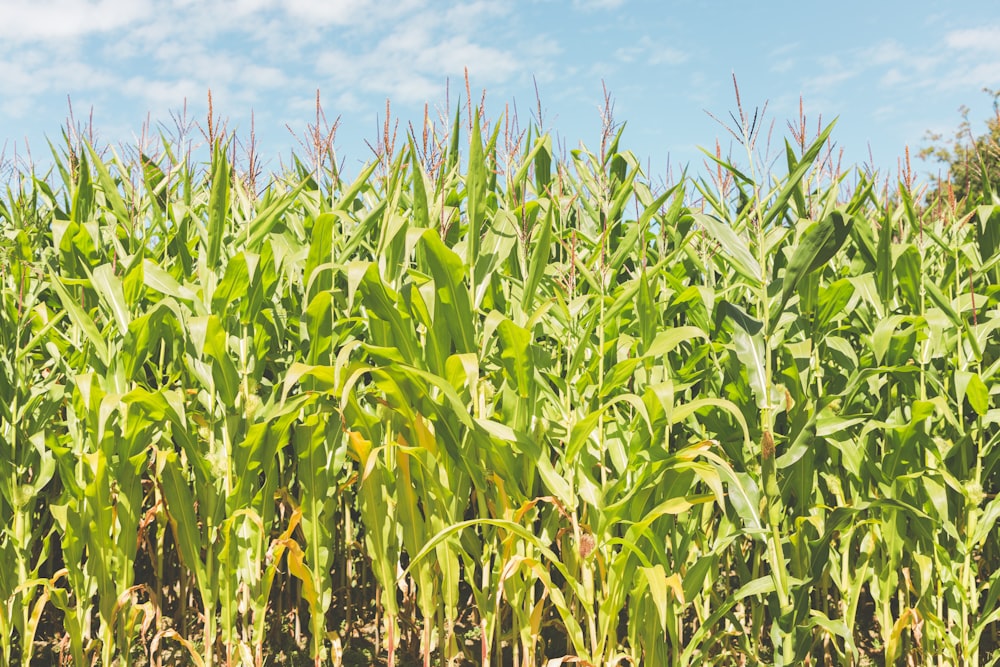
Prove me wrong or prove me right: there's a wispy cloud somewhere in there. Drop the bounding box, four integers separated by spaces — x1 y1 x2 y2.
944 27 1000 53
282 0 374 26
0 0 153 41
768 43 798 74
803 56 860 94
0 0 544 137
615 36 688 67
802 29 999 100
948 61 1000 89
650 47 688 66
314 11 524 105
932 25 1000 90
276 0 429 34
573 0 626 10
0 49 118 117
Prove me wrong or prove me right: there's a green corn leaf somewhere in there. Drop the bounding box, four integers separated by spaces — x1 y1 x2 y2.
497 318 533 398
212 252 251 315
732 330 768 409
206 145 230 267
358 263 420 364
303 213 335 296
692 212 762 285
466 107 486 271
762 121 836 229
975 204 1000 265
777 210 852 318
957 370 990 416
408 139 431 229
511 134 552 193
87 145 131 226
159 451 211 595
876 212 894 306
894 244 922 310
48 271 110 365
522 201 554 316
815 278 855 329
713 300 762 336
70 150 94 224
244 178 308 248
419 228 475 352
91 263 130 335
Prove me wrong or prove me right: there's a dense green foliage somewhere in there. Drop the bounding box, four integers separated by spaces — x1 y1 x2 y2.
1 101 1000 666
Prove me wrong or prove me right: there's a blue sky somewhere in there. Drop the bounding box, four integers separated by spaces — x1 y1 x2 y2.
2 0 999 184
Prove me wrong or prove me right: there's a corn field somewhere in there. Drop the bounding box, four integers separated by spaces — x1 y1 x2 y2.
1 95 1000 666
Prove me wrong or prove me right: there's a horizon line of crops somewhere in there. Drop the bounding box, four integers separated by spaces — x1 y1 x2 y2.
2 84 1000 666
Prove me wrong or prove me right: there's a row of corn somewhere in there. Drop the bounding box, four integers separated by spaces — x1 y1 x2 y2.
0 104 998 665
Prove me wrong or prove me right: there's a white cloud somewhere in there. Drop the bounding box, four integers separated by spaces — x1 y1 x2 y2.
122 75 206 111
317 37 520 104
650 47 688 66
277 0 427 32
615 36 687 67
873 105 897 121
945 27 1000 53
0 0 563 167
0 53 118 112
0 0 536 114
770 59 794 74
802 38 945 98
311 4 526 106
766 44 797 74
444 1 509 28
947 61 1000 89
243 65 289 89
573 0 626 9
864 40 906 65
804 63 859 93
0 0 152 40
881 68 906 87
281 0 372 26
